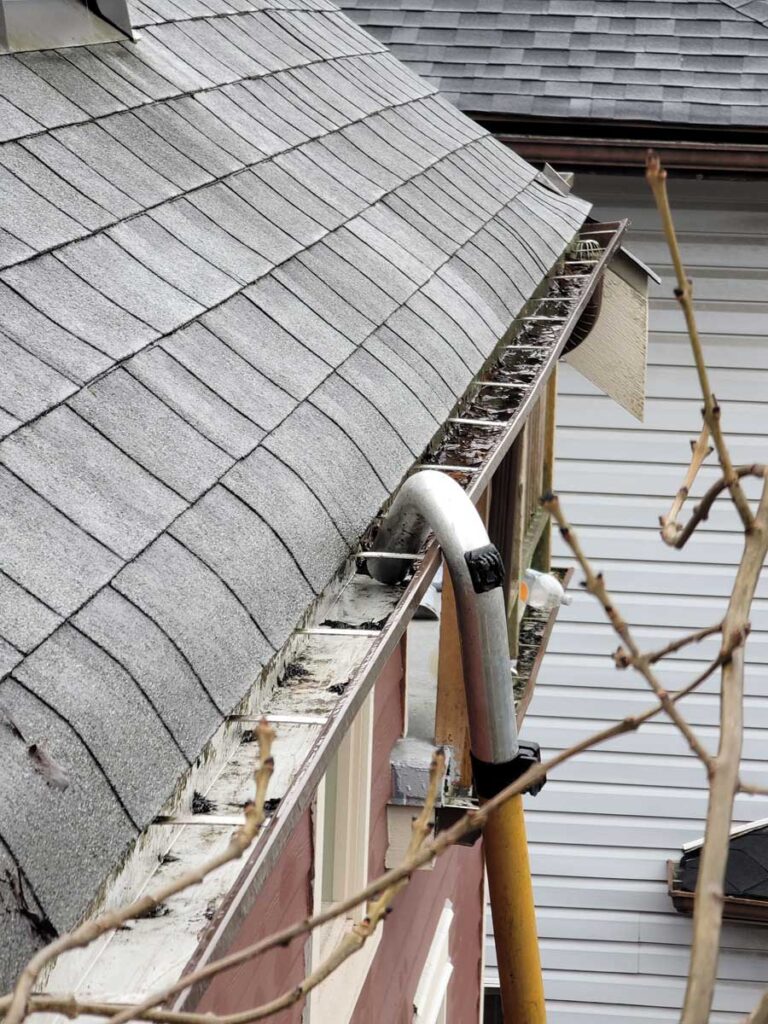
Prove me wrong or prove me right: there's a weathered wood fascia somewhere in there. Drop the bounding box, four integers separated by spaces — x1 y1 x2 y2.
174 221 629 1010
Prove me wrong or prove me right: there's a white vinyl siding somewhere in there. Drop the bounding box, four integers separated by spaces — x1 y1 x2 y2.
485 173 768 1021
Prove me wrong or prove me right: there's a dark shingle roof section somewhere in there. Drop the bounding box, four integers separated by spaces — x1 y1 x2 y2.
339 0 768 127
0 0 588 979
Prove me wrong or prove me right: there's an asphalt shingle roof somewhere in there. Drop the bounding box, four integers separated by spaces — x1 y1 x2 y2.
0 0 588 983
338 0 768 127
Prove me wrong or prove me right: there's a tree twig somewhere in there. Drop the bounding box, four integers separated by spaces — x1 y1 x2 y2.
660 425 713 545
2 722 277 1024
645 150 754 533
542 492 713 768
613 622 723 669
737 782 768 798
671 466 765 551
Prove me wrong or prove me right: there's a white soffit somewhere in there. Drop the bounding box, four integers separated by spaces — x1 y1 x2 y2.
564 252 650 422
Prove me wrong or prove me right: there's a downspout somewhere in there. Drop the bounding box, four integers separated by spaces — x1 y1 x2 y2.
368 469 546 1024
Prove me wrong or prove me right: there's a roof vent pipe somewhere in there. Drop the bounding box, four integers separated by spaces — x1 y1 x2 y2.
367 470 518 767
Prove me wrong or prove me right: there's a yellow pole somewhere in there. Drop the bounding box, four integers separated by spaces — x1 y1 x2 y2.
484 795 546 1023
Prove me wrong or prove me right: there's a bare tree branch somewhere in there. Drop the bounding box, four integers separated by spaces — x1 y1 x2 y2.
1 668 718 1024
646 150 754 533
681 474 768 1023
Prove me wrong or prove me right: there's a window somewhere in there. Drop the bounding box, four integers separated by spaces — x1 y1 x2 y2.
413 901 454 1024
310 691 379 1023
0 0 131 54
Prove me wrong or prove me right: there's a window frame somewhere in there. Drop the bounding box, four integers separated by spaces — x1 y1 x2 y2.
309 690 380 1023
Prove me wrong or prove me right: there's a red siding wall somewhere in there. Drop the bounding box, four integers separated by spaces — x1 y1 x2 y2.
196 808 313 1024
197 639 484 1023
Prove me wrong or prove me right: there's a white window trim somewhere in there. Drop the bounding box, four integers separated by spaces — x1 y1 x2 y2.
309 691 380 1023
413 901 454 1024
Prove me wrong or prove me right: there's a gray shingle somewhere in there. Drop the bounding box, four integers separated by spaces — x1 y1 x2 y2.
69 368 233 502
226 168 327 246
0 677 137 929
0 165 84 264
337 0 768 126
148 198 270 285
0 407 186 559
0 409 20 438
274 147 368 218
170 485 314 647
133 102 244 179
265 402 387 542
89 40 184 98
126 346 265 459
326 226 417 301
312 372 412 489
0 96 41 142
246 275 355 365
74 586 220 758
100 111 212 192
56 234 203 335
274 258 377 345
60 46 151 106
109 215 239 308
180 18 266 77
0 143 114 233
385 303 471 393
0 229 34 268
15 50 126 118
166 95 264 165
0 282 111 384
113 534 272 712
339 345 441 451
21 132 142 221
14 625 188 819
1 254 156 360
163 321 296 429
147 21 241 85
0 466 121 616
202 293 330 399
190 182 302 265
365 324 456 418
299 242 400 324
0 333 76 423
0 571 62 653
52 122 180 208
0 58 87 131
0 842 43 981
223 446 349 592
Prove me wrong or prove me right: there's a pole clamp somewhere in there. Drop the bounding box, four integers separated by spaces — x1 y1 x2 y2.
471 741 546 800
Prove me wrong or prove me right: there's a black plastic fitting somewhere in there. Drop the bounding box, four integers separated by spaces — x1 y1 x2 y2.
471 740 546 801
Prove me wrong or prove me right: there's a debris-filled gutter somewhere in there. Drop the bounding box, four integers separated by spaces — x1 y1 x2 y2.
175 218 627 1008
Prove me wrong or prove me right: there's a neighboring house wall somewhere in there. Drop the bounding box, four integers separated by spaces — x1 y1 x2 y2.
201 642 484 1022
486 172 768 1022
